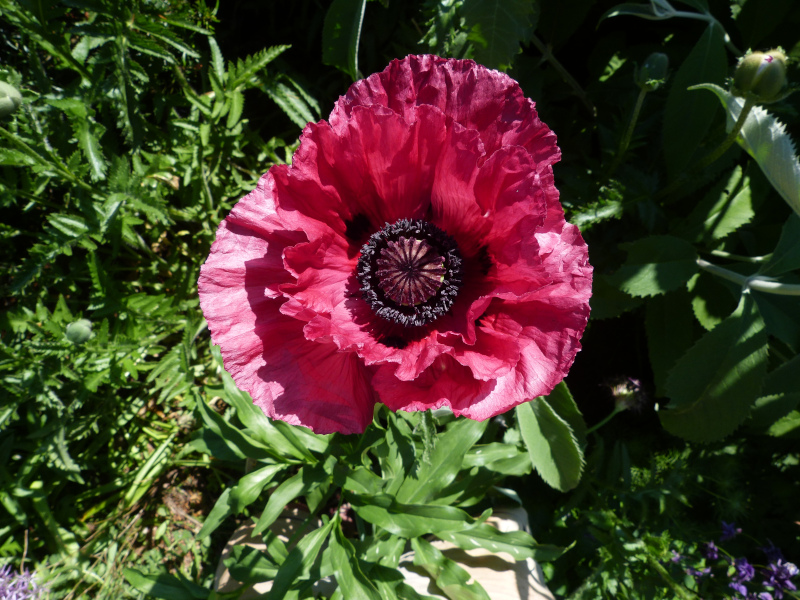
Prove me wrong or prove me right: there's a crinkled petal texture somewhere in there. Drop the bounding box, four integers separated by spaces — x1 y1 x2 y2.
199 55 592 434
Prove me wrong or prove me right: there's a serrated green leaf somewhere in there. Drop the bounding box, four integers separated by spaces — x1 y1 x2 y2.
322 0 367 80
687 271 739 331
208 37 225 82
683 165 754 243
461 0 536 70
693 83 800 216
76 118 107 181
542 381 587 447
751 291 800 350
517 397 583 492
661 294 768 441
0 148 38 166
760 213 800 277
264 79 317 129
767 411 800 437
662 23 727 178
611 235 699 297
226 89 244 129
47 213 90 238
646 290 696 396
229 45 290 89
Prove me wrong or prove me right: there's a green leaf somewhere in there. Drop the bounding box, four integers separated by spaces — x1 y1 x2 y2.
687 271 739 331
682 165 755 243
645 290 696 396
208 37 226 83
254 461 331 536
542 381 587 447
348 493 479 538
329 521 382 600
751 291 800 350
396 417 486 504
266 518 336 600
226 89 244 129
322 0 367 80
517 397 583 492
767 411 800 437
123 568 208 599
661 294 768 441
461 0 536 70
610 235 699 297
75 118 107 181
760 213 800 277
197 488 232 540
229 45 290 89
662 23 727 178
195 396 272 461
411 537 490 600
264 79 318 129
47 213 90 238
437 520 564 562
693 83 800 216
230 463 285 512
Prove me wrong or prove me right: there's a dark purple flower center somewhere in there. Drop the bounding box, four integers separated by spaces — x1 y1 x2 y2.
357 219 462 327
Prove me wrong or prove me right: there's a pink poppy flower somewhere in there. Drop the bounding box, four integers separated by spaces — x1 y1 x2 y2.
199 55 592 434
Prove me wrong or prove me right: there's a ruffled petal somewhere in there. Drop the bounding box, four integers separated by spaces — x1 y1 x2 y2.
199 176 376 435
332 55 559 167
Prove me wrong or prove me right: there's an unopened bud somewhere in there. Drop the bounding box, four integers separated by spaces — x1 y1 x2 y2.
66 319 93 344
636 53 669 91
0 82 22 118
733 49 787 102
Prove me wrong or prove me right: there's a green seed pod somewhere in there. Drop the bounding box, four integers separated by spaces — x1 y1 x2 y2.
733 49 787 101
0 82 22 118
66 319 93 345
636 52 669 91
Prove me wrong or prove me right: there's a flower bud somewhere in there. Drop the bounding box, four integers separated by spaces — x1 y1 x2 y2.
636 52 669 91
0 82 22 118
66 319 93 344
733 49 787 101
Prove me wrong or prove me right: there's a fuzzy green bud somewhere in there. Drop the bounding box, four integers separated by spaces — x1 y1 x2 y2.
636 52 669 91
0 82 22 118
66 319 93 344
733 49 787 101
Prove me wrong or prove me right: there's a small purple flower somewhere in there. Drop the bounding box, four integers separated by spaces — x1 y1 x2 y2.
0 565 40 600
761 542 785 563
703 541 720 560
734 558 756 582
763 560 798 600
687 566 712 578
721 521 743 542
730 580 748 596
670 550 682 563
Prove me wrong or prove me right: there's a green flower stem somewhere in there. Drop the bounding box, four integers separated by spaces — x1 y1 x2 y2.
656 96 755 202
586 406 625 435
697 258 800 296
529 33 596 116
609 87 648 176
709 249 772 264
695 96 756 172
645 553 701 600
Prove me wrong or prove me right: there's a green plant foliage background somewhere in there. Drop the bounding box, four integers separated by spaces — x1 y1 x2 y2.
1 0 800 598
